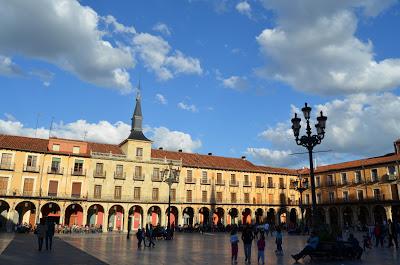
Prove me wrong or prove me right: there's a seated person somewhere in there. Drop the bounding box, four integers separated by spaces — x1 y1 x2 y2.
347 233 363 259
292 231 320 262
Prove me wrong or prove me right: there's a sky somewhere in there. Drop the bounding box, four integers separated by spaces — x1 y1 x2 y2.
0 0 400 168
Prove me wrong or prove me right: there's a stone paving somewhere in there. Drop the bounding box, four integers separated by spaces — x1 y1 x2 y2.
0 232 400 264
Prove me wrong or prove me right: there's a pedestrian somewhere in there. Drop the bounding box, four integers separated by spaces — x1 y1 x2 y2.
387 219 399 248
291 231 320 262
257 234 266 265
230 228 239 264
241 226 254 264
45 218 55 251
275 226 283 255
263 222 269 237
147 224 155 248
35 218 47 251
374 223 383 247
136 228 143 249
348 233 363 259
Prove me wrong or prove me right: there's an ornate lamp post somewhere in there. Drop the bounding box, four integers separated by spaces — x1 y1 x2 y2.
293 174 309 223
291 103 327 228
162 161 180 239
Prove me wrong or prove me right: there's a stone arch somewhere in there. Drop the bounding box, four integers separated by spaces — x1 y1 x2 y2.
65 203 83 226
329 207 339 226
289 208 297 225
15 201 36 227
228 208 239 225
199 207 210 225
87 204 105 227
108 204 124 231
147 205 161 227
242 208 252 225
129 205 143 230
255 208 264 224
316 207 326 224
373 205 387 224
343 206 353 226
41 202 61 224
266 208 275 225
0 200 10 231
165 206 178 228
183 207 194 226
278 208 287 225
213 207 225 225
358 206 369 226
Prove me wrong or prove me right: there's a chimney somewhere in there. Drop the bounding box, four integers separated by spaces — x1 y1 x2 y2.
208 152 212 156
241 156 246 160
178 149 183 152
158 147 163 150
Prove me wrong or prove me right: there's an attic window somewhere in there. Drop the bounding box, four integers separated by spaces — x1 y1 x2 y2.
72 146 80 154
52 144 60 151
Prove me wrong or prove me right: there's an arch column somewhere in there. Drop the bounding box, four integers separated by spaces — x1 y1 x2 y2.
82 206 88 227
123 209 129 232
337 206 343 228
385 206 393 221
324 207 330 225
352 206 358 226
102 208 108 232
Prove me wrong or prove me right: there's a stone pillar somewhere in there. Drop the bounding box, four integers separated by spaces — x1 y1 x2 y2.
82 206 88 227
385 206 393 221
337 207 343 228
123 211 129 232
324 207 330 225
102 207 108 232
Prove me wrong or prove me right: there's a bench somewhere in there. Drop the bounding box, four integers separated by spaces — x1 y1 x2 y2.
308 241 359 260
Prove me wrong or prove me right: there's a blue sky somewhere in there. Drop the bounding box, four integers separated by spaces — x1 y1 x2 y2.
1 0 400 168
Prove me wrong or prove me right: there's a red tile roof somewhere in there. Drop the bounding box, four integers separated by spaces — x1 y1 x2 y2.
0 134 48 153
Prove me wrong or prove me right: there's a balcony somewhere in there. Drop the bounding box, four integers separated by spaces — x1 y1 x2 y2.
256 182 264 188
71 168 86 176
185 177 196 184
151 175 162 182
23 164 40 173
200 178 211 185
279 183 286 189
114 171 126 180
326 181 336 187
133 174 145 181
229 180 239 187
215 179 225 186
267 183 275 188
0 163 14 171
243 181 252 187
47 166 64 175
93 170 106 178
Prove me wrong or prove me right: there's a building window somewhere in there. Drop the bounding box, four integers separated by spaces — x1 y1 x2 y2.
114 186 122 199
94 185 102 199
373 189 381 200
72 146 80 154
244 175 250 186
202 190 207 202
256 176 262 187
115 164 124 178
268 194 273 203
327 175 333 186
231 174 236 183
388 165 396 176
171 188 176 202
135 166 142 178
95 163 104 174
329 192 335 203
134 187 141 200
136 147 143 157
216 192 223 203
267 177 273 188
0 177 9 195
217 173 223 184
371 169 378 182
231 192 237 203
23 178 34 196
73 159 84 174
357 190 364 201
355 171 361 183
315 176 320 187
50 157 61 173
305 194 310 204
52 144 60 151
0 153 12 169
26 155 38 170
317 193 322 204
152 188 159 201
244 193 250 203
256 193 262 204
290 194 295 205
48 180 58 197
341 173 347 184
202 171 208 182
187 170 193 181
152 168 160 180
279 178 284 188
186 190 192 202
343 191 349 202
71 182 82 198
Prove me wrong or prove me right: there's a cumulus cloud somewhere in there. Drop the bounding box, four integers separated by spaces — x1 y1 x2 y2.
0 117 201 152
155 93 167 105
177 102 198 112
256 0 400 95
221 75 248 90
236 1 252 17
0 55 23 77
149 126 202 153
152 22 171 36
247 93 400 167
133 33 202 80
104 15 136 34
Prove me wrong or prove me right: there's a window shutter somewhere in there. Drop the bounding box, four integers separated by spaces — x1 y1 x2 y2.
72 182 81 197
48 180 58 195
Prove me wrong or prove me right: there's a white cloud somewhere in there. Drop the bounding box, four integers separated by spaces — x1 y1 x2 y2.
152 22 171 36
236 1 252 17
0 55 22 77
30 69 55 87
0 117 201 152
247 93 400 167
104 15 136 34
246 148 297 167
0 0 134 92
177 102 198 112
155 93 167 105
133 33 202 80
221 75 248 90
256 0 400 95
149 126 202 153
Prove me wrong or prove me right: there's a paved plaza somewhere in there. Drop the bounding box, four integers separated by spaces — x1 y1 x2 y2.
0 232 399 264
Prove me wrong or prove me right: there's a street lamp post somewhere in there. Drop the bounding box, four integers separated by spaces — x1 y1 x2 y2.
162 161 180 239
291 103 327 228
293 174 309 224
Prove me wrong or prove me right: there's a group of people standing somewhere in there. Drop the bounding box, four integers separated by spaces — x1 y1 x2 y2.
35 217 55 251
136 224 155 249
372 219 399 248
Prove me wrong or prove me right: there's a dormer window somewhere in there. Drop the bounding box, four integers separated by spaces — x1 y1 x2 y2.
52 144 60 151
136 147 143 157
72 146 80 154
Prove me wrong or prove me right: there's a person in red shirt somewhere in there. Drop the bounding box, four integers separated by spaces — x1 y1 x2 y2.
257 234 266 264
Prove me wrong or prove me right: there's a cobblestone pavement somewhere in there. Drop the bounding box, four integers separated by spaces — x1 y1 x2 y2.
59 232 400 265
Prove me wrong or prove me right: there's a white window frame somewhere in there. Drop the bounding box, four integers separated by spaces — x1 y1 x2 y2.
0 152 15 165
371 168 378 181
356 190 363 200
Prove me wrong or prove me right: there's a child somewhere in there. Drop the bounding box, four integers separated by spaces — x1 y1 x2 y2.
257 234 266 264
275 227 283 255
230 229 239 263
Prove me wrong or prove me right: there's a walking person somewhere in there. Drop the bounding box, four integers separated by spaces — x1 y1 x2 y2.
241 226 254 264
374 223 383 247
136 228 143 249
387 219 399 248
36 218 47 251
275 226 283 255
147 224 155 248
257 234 266 265
45 218 55 251
263 222 269 237
230 228 239 264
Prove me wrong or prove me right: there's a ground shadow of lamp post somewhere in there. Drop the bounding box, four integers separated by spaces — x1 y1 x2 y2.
291 103 327 229
293 174 309 231
162 160 180 240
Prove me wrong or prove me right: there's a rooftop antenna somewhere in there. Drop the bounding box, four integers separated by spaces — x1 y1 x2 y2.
35 113 41 137
48 116 54 139
83 128 88 141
